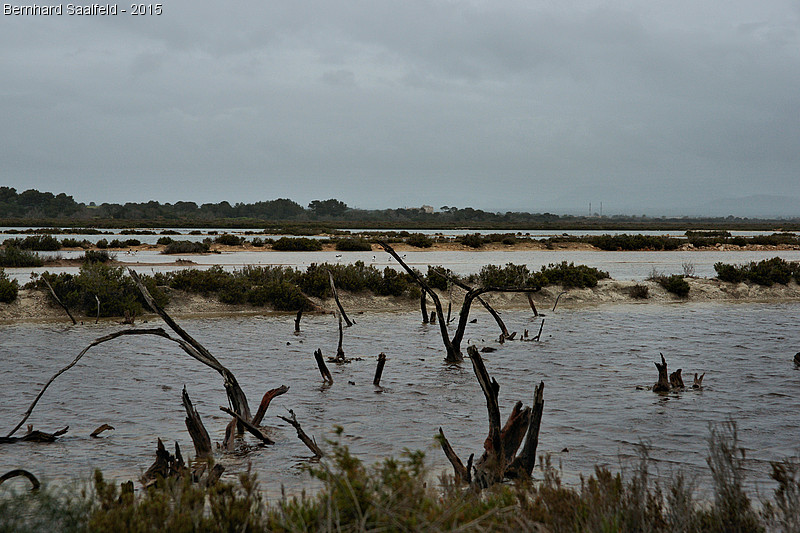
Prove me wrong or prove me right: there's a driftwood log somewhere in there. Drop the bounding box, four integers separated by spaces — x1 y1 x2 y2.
439 346 544 489
220 407 274 445
142 439 185 487
90 424 115 438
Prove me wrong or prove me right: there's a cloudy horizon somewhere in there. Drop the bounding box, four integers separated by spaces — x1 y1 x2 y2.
2 0 799 217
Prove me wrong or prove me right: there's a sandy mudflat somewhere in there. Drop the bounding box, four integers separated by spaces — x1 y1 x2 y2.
3 278 800 325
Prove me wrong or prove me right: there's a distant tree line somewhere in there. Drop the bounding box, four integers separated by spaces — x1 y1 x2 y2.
1 186 798 229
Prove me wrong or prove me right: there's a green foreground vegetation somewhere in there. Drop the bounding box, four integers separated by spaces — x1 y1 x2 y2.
2 423 799 532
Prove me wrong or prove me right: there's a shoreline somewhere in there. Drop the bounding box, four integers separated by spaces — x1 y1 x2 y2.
4 277 800 325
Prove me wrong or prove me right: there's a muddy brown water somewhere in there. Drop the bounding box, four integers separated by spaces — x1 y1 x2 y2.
1 303 799 498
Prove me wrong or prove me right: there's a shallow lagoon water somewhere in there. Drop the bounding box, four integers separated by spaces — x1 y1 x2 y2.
2 303 799 497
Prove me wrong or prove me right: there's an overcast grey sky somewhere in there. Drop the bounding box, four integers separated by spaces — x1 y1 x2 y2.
2 0 799 215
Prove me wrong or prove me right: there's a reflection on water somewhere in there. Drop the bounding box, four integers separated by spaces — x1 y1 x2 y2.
2 303 799 496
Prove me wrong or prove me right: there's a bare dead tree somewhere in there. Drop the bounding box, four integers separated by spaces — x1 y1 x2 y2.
327 269 354 327
379 242 539 363
438 346 545 489
420 291 429 323
335 313 346 362
527 293 539 317
278 409 323 458
42 275 76 325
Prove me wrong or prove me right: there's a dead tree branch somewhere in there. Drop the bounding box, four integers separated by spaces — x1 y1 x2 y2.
437 428 470 484
327 270 354 327
129 269 252 423
278 409 323 458
0 469 41 491
220 407 274 445
373 353 387 386
251 385 289 426
42 275 76 325
294 309 303 334
90 424 115 438
314 349 333 383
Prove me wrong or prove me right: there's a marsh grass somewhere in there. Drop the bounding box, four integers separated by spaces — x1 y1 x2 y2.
3 422 794 532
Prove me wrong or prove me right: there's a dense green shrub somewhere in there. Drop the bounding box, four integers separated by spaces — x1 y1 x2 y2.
425 265 451 290
33 265 168 317
162 240 210 254
60 237 90 248
629 284 649 299
83 250 113 263
3 234 62 251
714 257 800 286
538 261 610 289
460 233 484 248
0 246 44 267
406 233 433 248
335 238 372 251
107 239 141 248
215 234 245 246
588 234 682 251
156 236 173 245
658 275 690 297
95 238 109 249
271 237 323 251
0 268 19 303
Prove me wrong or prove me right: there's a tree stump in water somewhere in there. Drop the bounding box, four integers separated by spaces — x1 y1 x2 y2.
653 353 670 392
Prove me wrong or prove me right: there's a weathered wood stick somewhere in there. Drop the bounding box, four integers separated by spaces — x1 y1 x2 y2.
653 353 670 392
693 373 705 389
220 407 274 445
438 427 470 484
129 269 252 423
42 275 76 325
429 310 436 324
670 368 685 389
336 313 345 361
552 291 567 312
278 409 323 458
222 419 236 452
182 387 212 458
327 270 354 327
294 308 303 334
499 402 531 464
534 319 545 341
251 385 289 426
314 349 333 383
90 424 115 438
467 345 503 485
0 469 40 491
94 294 100 324
6 327 168 438
420 291 429 323
527 293 539 317
373 353 387 386
506 381 545 478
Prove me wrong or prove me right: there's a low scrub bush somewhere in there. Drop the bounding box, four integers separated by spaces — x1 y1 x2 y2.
588 234 682 251
214 234 245 246
3 234 62 251
460 233 484 248
156 236 173 245
715 257 800 286
82 250 113 263
629 284 649 299
60 238 90 248
335 238 372 251
657 274 690 297
271 237 323 251
406 233 433 248
0 246 44 267
31 264 168 318
162 240 210 254
0 268 19 303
